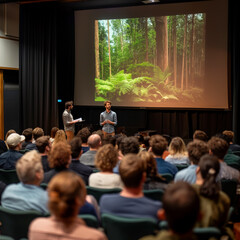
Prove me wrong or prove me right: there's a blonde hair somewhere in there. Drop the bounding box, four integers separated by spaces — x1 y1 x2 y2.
48 171 86 224
169 137 187 156
53 130 67 146
16 150 43 184
95 144 118 171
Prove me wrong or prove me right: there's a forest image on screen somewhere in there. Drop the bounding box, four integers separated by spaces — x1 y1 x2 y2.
94 14 206 106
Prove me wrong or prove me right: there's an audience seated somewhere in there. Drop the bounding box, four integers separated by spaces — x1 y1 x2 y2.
52 129 67 147
174 140 208 184
28 171 107 240
208 136 240 182
69 137 93 185
140 181 200 240
80 134 102 167
21 128 33 150
50 126 59 143
149 135 178 176
89 144 123 189
193 154 230 231
0 133 24 170
165 137 190 165
4 129 16 149
26 127 44 151
193 130 209 142
100 154 162 221
113 136 139 173
35 136 52 172
77 127 91 153
1 150 48 214
161 134 171 159
138 151 167 190
223 130 240 152
0 138 8 155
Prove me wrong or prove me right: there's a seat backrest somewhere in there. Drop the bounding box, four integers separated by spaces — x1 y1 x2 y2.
0 206 44 239
161 173 174 183
0 236 15 240
221 179 238 206
86 186 121 203
78 214 99 228
175 164 188 171
101 213 158 240
0 169 19 185
193 227 222 240
143 189 164 201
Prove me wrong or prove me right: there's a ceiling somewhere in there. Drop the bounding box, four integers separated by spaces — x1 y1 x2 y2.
0 0 208 10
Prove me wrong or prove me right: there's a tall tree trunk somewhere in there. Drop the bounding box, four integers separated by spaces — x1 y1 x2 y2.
145 18 149 62
190 14 195 87
172 16 177 87
181 15 187 90
95 20 100 79
107 20 111 78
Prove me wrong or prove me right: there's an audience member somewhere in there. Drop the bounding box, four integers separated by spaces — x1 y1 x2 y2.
50 126 59 143
174 140 208 183
223 130 240 152
193 130 208 142
208 136 240 182
193 154 230 230
0 133 24 170
100 154 162 221
138 151 167 190
0 138 7 155
4 129 16 149
161 134 171 159
35 136 52 172
113 136 139 173
80 134 102 167
26 127 44 150
52 129 67 146
140 181 200 240
89 144 123 189
42 142 71 183
69 137 93 185
149 135 178 176
29 171 107 240
165 137 190 165
77 127 91 153
1 150 48 214
21 128 33 150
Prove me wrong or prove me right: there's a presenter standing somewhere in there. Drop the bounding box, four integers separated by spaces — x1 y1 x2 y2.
100 100 117 138
62 101 79 142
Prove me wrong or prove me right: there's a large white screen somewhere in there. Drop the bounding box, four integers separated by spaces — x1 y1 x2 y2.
75 0 229 109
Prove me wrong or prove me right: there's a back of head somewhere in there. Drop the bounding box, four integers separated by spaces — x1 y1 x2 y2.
70 137 82 158
33 127 44 140
48 142 72 169
198 154 220 199
163 181 200 234
48 171 86 223
5 129 16 141
22 128 33 142
193 130 208 142
95 144 118 171
119 153 146 188
207 136 228 160
6 133 25 150
51 127 59 138
149 135 167 156
187 140 208 165
54 130 67 144
87 134 101 149
76 127 91 143
222 130 234 143
119 136 140 155
169 137 186 155
36 136 50 153
16 150 43 184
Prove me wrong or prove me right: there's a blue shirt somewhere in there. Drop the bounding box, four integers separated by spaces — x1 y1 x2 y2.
0 150 23 170
1 182 48 214
100 110 117 134
174 164 198 184
100 193 162 221
155 157 178 176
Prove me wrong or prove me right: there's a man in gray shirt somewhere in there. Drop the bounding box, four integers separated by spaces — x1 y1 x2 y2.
100 100 117 138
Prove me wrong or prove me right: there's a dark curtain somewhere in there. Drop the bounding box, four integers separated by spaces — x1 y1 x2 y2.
229 0 240 144
19 2 58 135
